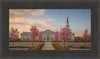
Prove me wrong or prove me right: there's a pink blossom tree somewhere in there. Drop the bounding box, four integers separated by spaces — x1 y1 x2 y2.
83 29 91 46
10 27 19 47
54 31 59 42
87 34 91 41
83 29 88 41
30 26 39 47
83 29 91 41
38 31 42 41
59 27 71 48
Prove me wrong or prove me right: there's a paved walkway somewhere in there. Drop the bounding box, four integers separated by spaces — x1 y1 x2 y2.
41 42 55 50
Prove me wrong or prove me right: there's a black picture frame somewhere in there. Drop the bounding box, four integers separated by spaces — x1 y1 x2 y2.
0 1 99 58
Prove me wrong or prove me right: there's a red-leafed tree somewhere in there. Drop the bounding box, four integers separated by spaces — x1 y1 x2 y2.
10 27 19 47
54 31 59 42
59 27 71 48
30 26 39 47
38 31 42 41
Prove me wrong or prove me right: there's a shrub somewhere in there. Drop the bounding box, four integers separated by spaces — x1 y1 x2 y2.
52 41 62 42
28 43 44 50
52 43 66 50
79 46 86 48
68 46 73 48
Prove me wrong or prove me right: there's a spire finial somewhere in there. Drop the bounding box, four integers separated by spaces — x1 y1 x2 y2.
67 13 69 23
67 13 68 17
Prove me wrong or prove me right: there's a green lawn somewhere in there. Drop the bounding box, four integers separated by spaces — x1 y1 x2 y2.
9 40 91 43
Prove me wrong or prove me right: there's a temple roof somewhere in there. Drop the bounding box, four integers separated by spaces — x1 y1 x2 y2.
42 30 54 33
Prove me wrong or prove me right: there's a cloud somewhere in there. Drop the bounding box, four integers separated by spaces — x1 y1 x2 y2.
10 22 29 25
73 30 83 37
9 9 45 19
25 9 45 16
26 18 57 31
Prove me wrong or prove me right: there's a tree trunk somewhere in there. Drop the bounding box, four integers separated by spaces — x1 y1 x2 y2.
56 41 57 43
84 39 86 47
63 42 65 48
32 40 34 47
85 40 87 47
12 41 14 48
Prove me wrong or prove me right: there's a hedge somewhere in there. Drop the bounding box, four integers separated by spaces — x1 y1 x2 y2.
28 43 44 50
52 43 66 50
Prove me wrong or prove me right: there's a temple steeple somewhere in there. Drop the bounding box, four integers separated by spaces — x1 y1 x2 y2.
66 13 69 29
67 13 69 23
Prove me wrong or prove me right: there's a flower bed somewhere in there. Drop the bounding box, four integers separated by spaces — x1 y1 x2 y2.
28 43 44 50
52 43 66 50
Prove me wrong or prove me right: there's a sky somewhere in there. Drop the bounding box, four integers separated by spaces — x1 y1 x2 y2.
9 9 91 37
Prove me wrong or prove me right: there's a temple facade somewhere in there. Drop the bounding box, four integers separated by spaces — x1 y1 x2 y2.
21 30 54 41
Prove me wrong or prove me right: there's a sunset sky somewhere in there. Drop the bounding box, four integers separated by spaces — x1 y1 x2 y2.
9 9 91 37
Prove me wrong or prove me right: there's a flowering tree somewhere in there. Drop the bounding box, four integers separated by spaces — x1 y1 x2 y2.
38 31 42 41
87 34 91 41
54 31 59 42
30 26 39 47
59 27 71 48
10 27 19 47
83 29 91 46
83 29 91 41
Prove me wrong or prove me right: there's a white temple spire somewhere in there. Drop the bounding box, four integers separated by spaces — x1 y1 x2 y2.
66 13 69 29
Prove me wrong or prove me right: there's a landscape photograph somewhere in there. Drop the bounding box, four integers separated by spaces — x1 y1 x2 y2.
9 9 91 50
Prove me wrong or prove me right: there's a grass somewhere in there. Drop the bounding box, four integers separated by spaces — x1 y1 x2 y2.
52 43 66 50
9 41 45 43
52 41 91 43
9 40 91 43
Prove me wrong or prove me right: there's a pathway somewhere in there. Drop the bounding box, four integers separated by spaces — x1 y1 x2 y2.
41 42 55 50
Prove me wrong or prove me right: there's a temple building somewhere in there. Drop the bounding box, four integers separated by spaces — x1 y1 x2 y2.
21 32 31 41
21 14 75 41
21 30 54 41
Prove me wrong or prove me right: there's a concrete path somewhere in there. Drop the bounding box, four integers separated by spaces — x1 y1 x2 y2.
42 42 55 50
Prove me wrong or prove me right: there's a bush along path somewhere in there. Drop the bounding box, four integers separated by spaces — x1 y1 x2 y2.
52 43 91 50
41 42 55 50
28 43 44 50
52 43 66 50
